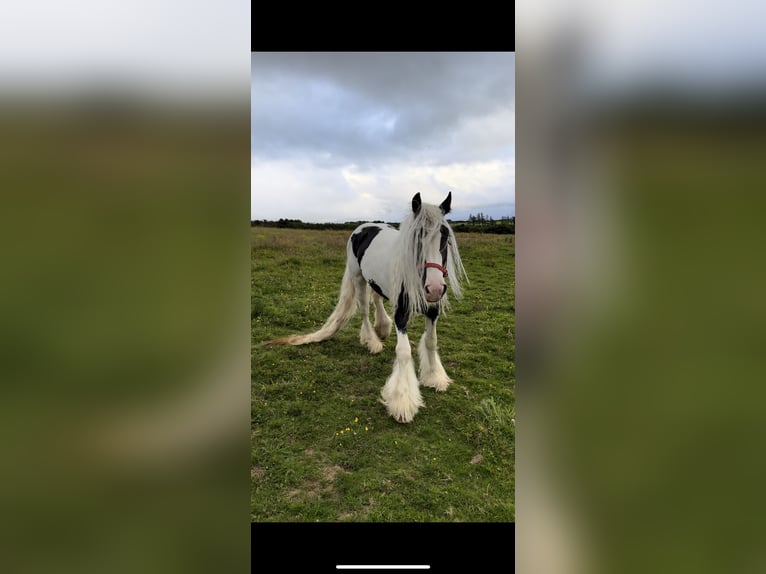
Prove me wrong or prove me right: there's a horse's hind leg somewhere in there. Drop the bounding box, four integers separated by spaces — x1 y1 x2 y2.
355 279 383 354
372 292 392 340
418 307 452 391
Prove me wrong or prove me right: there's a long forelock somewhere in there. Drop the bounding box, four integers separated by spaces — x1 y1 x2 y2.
391 203 468 317
443 222 467 302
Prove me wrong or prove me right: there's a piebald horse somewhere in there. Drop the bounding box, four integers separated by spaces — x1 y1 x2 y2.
265 192 468 423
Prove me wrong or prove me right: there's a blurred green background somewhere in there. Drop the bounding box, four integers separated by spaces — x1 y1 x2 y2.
0 4 250 571
516 5 766 572
0 99 249 573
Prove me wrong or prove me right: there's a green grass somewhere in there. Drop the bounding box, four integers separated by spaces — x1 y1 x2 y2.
251 227 514 522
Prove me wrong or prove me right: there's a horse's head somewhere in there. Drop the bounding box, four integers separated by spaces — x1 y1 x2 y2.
412 192 452 303
394 192 466 316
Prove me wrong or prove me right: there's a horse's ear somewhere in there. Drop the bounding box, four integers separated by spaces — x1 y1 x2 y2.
412 193 422 214
440 192 452 215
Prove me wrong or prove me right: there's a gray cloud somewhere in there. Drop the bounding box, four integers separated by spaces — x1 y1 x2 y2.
251 52 514 166
251 52 515 222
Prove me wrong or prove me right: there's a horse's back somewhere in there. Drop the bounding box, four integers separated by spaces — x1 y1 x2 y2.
347 223 398 300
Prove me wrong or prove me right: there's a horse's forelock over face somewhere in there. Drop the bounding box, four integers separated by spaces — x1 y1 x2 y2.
398 192 465 313
420 223 449 303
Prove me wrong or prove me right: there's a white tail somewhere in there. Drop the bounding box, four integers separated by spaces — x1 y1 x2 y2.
264 264 358 346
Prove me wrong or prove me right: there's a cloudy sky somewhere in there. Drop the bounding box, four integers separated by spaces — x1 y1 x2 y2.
0 1 248 100
251 52 515 223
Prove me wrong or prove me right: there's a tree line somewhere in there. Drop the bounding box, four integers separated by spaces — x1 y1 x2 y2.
250 219 389 231
450 213 514 235
251 214 514 234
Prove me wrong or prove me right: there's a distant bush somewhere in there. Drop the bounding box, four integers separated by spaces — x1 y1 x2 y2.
451 217 514 235
251 219 369 231
252 216 514 234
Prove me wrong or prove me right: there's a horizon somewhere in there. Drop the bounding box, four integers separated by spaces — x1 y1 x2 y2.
250 207 516 225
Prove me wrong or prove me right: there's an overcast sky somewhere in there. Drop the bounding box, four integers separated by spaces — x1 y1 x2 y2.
251 52 515 223
0 1 248 100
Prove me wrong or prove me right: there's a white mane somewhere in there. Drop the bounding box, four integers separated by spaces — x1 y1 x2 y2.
390 202 468 316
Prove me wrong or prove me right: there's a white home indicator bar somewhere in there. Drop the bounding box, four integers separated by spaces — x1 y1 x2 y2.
336 566 430 570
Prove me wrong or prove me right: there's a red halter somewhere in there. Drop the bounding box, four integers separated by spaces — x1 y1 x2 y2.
421 262 448 277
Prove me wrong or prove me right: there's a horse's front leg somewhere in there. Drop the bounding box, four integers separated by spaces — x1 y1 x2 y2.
380 294 424 423
418 306 452 391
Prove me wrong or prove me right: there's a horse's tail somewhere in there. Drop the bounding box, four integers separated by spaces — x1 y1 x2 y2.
263 264 358 346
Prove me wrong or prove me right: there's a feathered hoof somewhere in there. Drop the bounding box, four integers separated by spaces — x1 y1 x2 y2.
362 336 384 354
420 373 452 392
374 321 392 340
390 405 417 424
380 390 424 424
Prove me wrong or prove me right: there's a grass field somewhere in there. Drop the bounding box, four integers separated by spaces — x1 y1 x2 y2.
251 227 514 522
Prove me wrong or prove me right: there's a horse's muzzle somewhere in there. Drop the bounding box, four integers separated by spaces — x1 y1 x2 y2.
424 283 447 302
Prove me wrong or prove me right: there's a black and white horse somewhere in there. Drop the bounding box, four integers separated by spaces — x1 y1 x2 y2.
266 192 468 423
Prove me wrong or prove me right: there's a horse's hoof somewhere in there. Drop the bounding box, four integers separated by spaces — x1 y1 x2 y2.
421 374 452 392
362 337 384 354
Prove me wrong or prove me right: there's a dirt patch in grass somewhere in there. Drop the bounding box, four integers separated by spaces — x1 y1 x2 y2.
286 465 348 503
288 481 323 501
322 465 346 482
